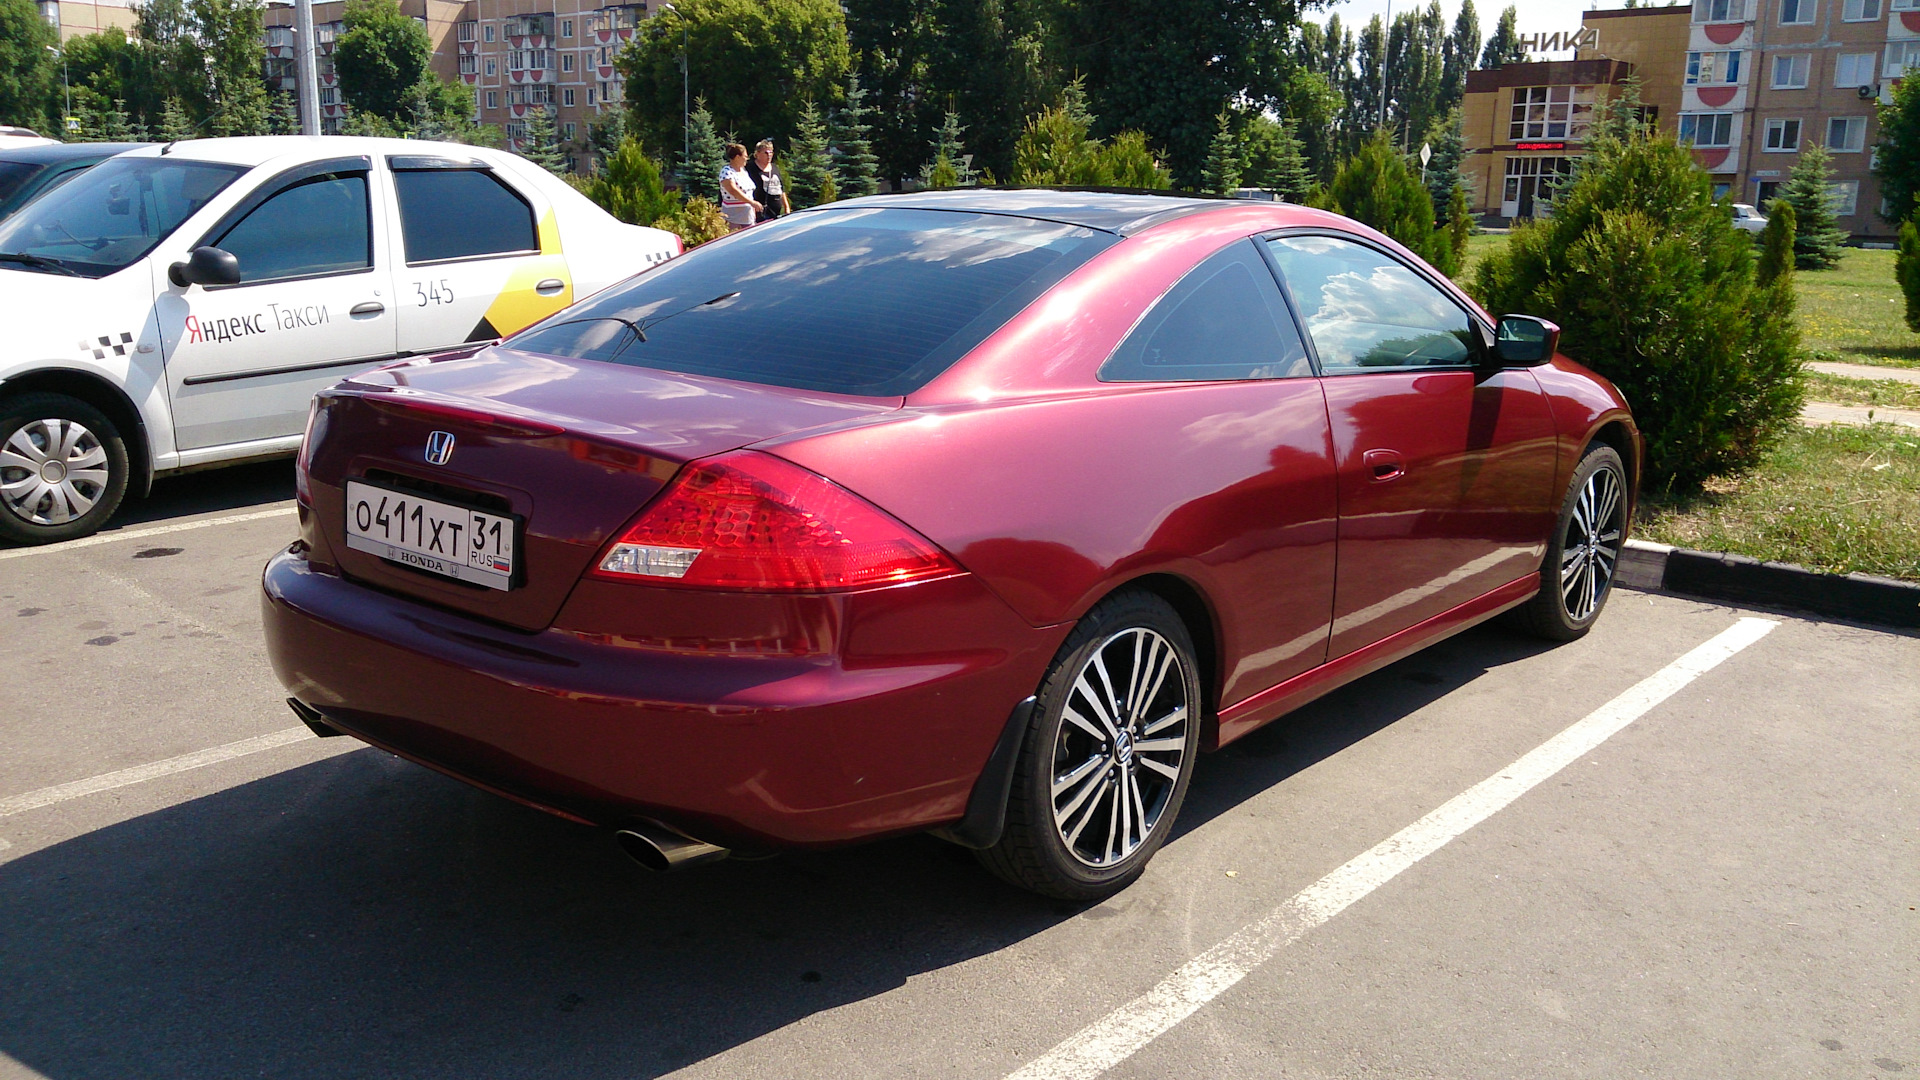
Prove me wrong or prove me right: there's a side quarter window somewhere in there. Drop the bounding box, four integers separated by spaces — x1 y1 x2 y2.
1266 234 1478 373
1099 239 1312 383
212 172 372 284
391 167 538 264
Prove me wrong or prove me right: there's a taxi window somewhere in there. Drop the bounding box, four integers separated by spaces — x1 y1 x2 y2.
213 174 372 283
392 168 537 263
0 157 247 278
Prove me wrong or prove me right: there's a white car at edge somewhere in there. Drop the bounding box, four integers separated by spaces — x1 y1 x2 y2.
0 135 679 545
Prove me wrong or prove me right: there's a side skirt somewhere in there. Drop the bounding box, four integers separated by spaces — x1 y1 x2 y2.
1209 573 1540 751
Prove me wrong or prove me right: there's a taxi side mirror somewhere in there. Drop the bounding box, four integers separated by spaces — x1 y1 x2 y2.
1493 314 1560 365
169 246 241 288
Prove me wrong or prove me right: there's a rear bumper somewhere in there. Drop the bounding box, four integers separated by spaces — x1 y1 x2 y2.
260 546 1063 848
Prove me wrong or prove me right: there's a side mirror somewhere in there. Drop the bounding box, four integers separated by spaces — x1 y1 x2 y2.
168 246 241 288
1493 314 1560 366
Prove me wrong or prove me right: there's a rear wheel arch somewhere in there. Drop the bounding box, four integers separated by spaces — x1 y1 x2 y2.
1108 572 1222 743
1 368 153 498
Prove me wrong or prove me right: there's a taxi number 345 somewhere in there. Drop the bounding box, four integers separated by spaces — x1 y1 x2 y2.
344 480 515 590
414 279 456 306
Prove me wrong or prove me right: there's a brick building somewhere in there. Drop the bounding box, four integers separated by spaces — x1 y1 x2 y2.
263 0 656 170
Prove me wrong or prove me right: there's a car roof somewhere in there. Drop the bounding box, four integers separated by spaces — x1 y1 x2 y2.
115 135 514 171
0 141 149 164
826 188 1248 235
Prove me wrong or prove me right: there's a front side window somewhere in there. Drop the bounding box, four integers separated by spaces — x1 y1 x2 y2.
1835 53 1878 86
1828 116 1867 151
1265 234 1477 373
391 168 536 263
1099 241 1310 383
1780 0 1816 23
0 156 247 278
212 173 371 283
506 207 1115 396
1764 118 1802 150
1772 53 1810 88
1679 112 1735 147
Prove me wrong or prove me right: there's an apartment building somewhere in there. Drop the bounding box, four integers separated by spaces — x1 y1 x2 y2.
37 0 138 41
1680 0 1911 237
263 0 655 170
1462 6 1693 221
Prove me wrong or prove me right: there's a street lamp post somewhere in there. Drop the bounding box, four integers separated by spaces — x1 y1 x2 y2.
45 46 70 136
657 1 688 175
1378 0 1392 134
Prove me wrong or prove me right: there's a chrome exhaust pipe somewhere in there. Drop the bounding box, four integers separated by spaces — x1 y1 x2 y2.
614 821 730 871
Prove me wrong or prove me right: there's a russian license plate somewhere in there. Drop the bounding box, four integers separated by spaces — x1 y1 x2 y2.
344 480 517 590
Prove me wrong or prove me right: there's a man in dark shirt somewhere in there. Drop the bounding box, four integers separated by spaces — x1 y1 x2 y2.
746 139 790 223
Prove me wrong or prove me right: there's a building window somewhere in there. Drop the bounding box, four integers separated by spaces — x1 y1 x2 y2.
509 49 552 72
563 122 576 141
587 88 597 106
1779 0 1815 23
1828 116 1867 151
1772 54 1810 88
1694 0 1745 20
1686 51 1743 85
485 58 496 76
1712 182 1733 200
1763 118 1801 150
1834 53 1878 86
1842 0 1882 17
1678 112 1735 147
505 122 526 143
483 23 494 42
562 18 573 37
1891 0 1920 10
528 85 551 105
563 87 575 106
457 20 476 41
561 52 574 72
1756 180 1781 206
485 90 498 109
1829 181 1859 216
1508 85 1595 141
318 87 337 106
1887 41 1920 79
458 53 477 75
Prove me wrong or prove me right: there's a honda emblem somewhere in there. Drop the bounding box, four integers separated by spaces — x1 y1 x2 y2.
424 431 456 466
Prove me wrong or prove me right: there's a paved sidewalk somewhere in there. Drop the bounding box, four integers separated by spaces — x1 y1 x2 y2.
1806 360 1920 385
1800 401 1920 428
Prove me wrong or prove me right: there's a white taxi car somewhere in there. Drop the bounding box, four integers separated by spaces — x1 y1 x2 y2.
0 136 679 544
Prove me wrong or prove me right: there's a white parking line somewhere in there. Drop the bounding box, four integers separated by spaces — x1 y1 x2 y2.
0 727 325 817
0 506 296 563
1007 616 1779 1080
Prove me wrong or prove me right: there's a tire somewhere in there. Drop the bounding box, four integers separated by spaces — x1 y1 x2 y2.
977 588 1203 900
0 392 130 546
1506 443 1628 642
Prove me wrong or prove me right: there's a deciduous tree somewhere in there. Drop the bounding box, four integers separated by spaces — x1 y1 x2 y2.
1873 75 1919 226
1479 5 1525 69
334 0 431 124
0 0 60 130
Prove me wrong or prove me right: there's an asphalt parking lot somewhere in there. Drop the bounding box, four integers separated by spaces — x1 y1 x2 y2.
1 465 1914 1080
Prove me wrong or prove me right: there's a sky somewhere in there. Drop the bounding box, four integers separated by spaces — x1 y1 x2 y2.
1309 0 1603 59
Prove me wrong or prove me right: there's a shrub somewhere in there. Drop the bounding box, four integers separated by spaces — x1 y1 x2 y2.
582 137 679 226
1757 199 1795 288
1473 129 1802 490
1898 217 1920 334
1324 128 1454 275
654 196 731 249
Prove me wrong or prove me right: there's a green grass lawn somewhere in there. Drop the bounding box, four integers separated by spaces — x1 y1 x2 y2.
1637 423 1920 582
1795 247 1920 369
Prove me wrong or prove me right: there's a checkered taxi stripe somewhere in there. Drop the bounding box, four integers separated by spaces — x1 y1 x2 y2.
80 332 133 359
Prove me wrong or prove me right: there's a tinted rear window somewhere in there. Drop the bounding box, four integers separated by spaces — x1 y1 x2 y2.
505 207 1116 396
392 168 537 263
0 161 40 206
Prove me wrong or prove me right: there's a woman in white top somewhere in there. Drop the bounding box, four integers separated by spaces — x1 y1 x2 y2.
718 143 760 231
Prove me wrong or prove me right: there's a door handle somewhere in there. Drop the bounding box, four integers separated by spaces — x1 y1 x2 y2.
535 278 565 294
350 301 385 316
1363 449 1405 482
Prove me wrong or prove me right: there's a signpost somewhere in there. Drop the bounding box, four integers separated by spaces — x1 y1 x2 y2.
1420 141 1431 183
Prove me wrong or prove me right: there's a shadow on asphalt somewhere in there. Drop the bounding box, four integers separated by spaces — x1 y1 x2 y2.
110 458 297 530
0 625 1556 1079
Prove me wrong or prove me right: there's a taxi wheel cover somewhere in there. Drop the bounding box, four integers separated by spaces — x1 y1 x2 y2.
0 392 129 545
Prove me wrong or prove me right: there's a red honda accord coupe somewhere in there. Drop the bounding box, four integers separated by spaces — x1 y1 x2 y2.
262 190 1636 900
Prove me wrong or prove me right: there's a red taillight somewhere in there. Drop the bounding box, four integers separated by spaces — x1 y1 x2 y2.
593 451 959 592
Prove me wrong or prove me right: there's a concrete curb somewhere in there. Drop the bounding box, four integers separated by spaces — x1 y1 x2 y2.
1618 539 1920 629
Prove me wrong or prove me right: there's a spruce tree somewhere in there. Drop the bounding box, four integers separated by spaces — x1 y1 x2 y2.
102 100 135 141
679 98 725 202
269 91 300 135
831 72 879 197
1896 217 1920 333
586 137 679 225
786 97 836 207
1782 142 1846 270
158 97 197 142
1447 184 1473 270
1202 110 1242 195
1422 108 1467 214
1265 118 1314 201
920 110 976 188
1757 199 1796 288
519 108 569 175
